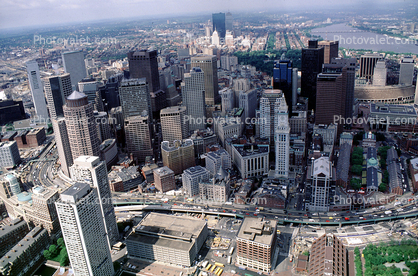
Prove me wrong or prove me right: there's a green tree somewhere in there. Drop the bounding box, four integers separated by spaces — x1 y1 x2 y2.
59 250 69 267
43 249 52 260
302 250 310 256
57 238 65 248
351 165 363 176
49 244 59 258
379 183 387 192
351 178 362 190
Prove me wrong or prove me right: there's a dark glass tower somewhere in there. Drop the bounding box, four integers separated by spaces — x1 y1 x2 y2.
128 50 160 93
212 12 226 39
273 60 293 110
301 40 324 111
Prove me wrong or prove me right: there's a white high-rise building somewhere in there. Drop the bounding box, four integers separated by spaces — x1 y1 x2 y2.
399 57 414 86
70 156 119 246
372 60 387 86
205 149 232 176
181 67 206 131
55 183 114 276
307 157 333 212
259 90 284 148
62 50 87 91
119 78 152 121
26 60 49 121
211 29 220 47
182 166 210 196
239 89 257 121
274 97 290 178
160 106 189 143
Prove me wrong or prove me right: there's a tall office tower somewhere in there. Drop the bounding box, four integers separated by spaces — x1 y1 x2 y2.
301 40 325 110
399 57 415 86
236 217 277 273
191 55 218 105
70 156 119 246
44 73 72 119
52 117 73 176
182 166 210 196
119 78 152 121
316 64 347 134
219 88 235 114
212 12 226 38
181 67 206 131
308 234 348 276
4 174 21 196
161 140 195 174
259 90 285 148
99 72 123 111
211 30 220 47
221 55 238 71
372 60 387 86
225 12 233 32
28 186 60 236
292 68 298 107
415 83 418 106
55 183 114 276
331 58 356 119
94 111 112 142
273 60 293 109
124 114 153 163
78 78 100 109
318 40 339 64
63 91 100 160
0 141 21 169
233 78 250 92
160 106 189 144
25 60 49 121
239 89 257 121
307 156 334 212
359 53 382 80
274 98 290 178
127 50 160 93
62 50 87 91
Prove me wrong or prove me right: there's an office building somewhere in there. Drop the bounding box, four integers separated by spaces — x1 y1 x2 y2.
62 50 87 91
2 174 21 197
211 30 220 47
331 58 356 119
126 213 208 267
161 140 195 174
153 166 175 193
124 114 153 163
78 78 101 109
128 50 160 93
99 72 122 111
190 129 218 156
308 234 347 276
44 73 72 119
313 124 338 146
220 55 238 71
259 90 285 148
306 157 335 212
160 106 189 143
214 115 242 147
225 12 233 31
0 99 26 125
273 60 293 109
182 166 210 197
236 217 277 273
63 91 100 159
108 165 144 192
239 89 257 122
55 183 114 276
233 78 251 92
199 167 230 203
336 143 351 187
219 88 235 114
150 89 168 119
232 144 269 179
52 117 73 176
275 98 290 178
26 186 60 237
0 218 29 258
206 149 231 176
181 67 206 131
25 60 49 121
191 55 218 105
301 40 324 110
399 57 415 86
119 78 152 120
212 12 226 38
70 156 119 246
318 40 339 64
93 111 112 143
359 53 382 80
372 60 387 86
0 227 50 276
0 141 21 169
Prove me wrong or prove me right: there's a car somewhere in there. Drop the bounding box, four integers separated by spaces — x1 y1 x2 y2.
325 220 330 222
246 213 249 216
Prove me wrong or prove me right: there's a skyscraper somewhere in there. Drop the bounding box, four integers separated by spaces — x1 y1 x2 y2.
128 50 160 93
70 156 119 246
274 97 290 178
119 78 152 120
273 60 293 109
160 106 189 143
212 12 226 38
63 91 100 160
181 67 206 131
301 40 324 110
225 12 233 32
318 40 339 64
25 60 49 121
52 117 73 176
62 50 87 91
78 78 100 108
259 89 285 148
55 183 114 276
182 166 210 197
359 53 382 80
306 157 334 212
124 114 153 163
44 73 72 119
191 55 218 105
399 57 415 86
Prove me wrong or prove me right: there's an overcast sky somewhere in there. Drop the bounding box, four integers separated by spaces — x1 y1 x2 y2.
0 0 412 30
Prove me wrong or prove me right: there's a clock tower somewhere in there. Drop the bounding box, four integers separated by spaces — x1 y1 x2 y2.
274 95 290 178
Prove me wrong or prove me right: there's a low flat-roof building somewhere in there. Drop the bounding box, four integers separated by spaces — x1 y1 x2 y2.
387 147 403 195
336 143 351 188
126 213 208 267
108 165 145 192
369 103 417 131
182 166 210 197
366 147 379 192
232 144 269 179
153 166 175 193
0 218 29 257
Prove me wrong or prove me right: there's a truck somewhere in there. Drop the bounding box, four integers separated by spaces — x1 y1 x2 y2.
227 256 232 264
385 210 392 215
229 247 234 255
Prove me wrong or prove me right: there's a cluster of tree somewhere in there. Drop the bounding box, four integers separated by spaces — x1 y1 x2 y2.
43 238 69 267
378 146 391 169
354 247 363 276
351 147 364 166
353 131 365 146
266 33 275 52
362 241 418 276
350 178 362 190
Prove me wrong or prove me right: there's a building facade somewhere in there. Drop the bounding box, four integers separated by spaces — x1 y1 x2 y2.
191 55 218 105
62 50 87 91
119 78 152 120
160 106 189 143
182 166 210 197
153 166 176 193
181 67 206 131
124 115 153 163
161 140 195 174
26 60 49 121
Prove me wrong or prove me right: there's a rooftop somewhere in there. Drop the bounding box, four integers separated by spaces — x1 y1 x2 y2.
370 103 416 116
233 144 269 157
237 217 276 245
153 166 174 177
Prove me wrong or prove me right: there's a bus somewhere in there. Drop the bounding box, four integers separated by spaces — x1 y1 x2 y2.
227 256 232 264
214 262 224 268
229 247 234 255
214 267 221 274
210 265 217 272
205 264 212 271
217 268 223 276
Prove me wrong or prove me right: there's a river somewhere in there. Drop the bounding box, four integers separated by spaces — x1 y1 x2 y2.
311 23 418 54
